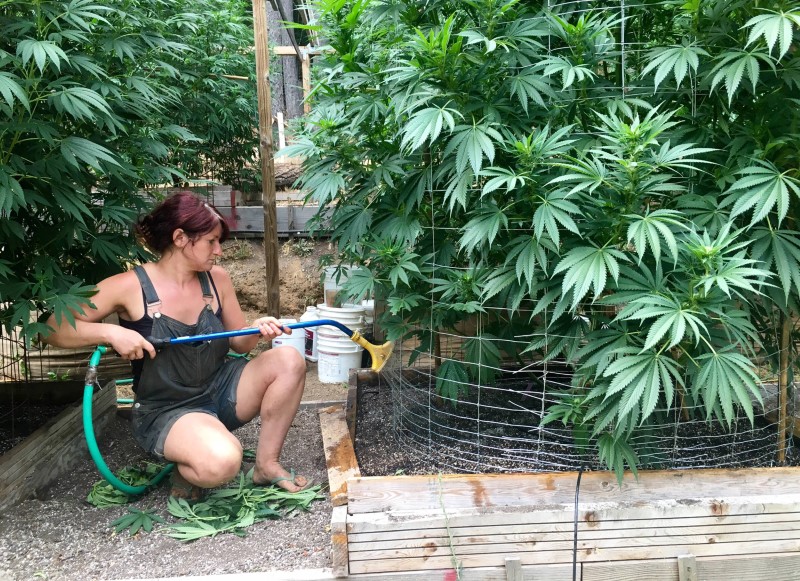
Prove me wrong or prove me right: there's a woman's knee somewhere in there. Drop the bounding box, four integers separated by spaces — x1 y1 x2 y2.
264 345 306 378
193 440 243 486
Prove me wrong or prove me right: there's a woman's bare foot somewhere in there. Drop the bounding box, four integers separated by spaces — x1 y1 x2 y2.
169 470 205 502
252 462 311 493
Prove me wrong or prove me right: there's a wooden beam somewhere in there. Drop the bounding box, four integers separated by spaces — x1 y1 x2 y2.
677 554 697 581
301 51 312 114
347 467 800 515
504 557 522 581
251 0 280 315
319 403 361 506
0 386 116 512
778 314 791 463
331 504 349 578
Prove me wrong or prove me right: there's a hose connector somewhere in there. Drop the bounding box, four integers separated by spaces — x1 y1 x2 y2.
84 346 107 388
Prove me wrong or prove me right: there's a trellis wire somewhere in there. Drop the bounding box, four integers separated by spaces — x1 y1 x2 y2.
380 0 795 475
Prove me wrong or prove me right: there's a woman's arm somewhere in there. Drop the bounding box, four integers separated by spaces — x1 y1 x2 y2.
43 271 157 360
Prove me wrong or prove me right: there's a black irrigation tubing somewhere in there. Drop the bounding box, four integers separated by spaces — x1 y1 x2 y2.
573 466 585 581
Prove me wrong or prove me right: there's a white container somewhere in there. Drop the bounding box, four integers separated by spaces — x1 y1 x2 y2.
299 305 319 362
315 303 367 383
271 318 304 358
316 304 366 337
317 328 363 383
323 265 359 307
361 299 375 332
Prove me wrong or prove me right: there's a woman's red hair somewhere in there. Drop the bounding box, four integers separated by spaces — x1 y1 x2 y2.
135 191 230 253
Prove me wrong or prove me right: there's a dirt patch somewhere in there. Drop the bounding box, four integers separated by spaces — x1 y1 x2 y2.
221 236 335 321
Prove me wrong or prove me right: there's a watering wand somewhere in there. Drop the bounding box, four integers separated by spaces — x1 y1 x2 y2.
147 319 395 372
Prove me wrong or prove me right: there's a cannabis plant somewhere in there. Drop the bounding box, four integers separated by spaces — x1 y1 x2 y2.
286 0 800 475
0 0 258 342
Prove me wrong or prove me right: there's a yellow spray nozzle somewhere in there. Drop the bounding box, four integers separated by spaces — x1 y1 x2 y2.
350 330 395 373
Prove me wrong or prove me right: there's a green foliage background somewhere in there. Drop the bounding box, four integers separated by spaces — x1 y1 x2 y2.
285 0 800 474
0 0 259 337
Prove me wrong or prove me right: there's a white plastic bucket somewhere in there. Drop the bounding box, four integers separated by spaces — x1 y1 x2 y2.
317 330 363 383
316 304 366 337
271 318 304 358
323 265 361 306
323 266 347 307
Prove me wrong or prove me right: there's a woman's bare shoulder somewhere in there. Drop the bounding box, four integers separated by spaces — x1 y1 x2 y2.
210 265 234 287
91 268 145 315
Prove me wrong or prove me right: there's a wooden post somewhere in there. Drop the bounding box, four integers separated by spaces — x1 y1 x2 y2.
504 556 523 581
251 0 280 315
301 49 312 114
677 554 697 581
778 313 791 464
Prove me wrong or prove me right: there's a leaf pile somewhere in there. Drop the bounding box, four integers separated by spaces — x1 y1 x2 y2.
87 462 167 507
91 463 324 542
163 470 323 542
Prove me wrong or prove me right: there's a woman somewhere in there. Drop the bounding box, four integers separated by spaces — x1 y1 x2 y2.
44 191 309 498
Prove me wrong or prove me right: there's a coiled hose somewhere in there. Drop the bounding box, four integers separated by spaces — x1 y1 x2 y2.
83 346 173 494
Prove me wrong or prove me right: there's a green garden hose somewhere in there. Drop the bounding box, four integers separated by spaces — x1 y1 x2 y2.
83 346 173 495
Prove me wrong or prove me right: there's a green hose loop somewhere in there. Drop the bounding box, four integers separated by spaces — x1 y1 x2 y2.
84 346 173 495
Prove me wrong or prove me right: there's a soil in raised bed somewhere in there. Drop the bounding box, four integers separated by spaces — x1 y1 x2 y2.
0 400 72 455
353 367 800 477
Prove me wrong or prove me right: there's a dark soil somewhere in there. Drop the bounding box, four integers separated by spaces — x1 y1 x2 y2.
0 401 71 455
354 367 800 477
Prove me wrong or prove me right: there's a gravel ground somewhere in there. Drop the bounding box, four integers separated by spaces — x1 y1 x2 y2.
0 361 352 581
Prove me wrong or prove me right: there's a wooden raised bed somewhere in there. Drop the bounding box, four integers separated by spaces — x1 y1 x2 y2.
318 371 800 580
0 381 117 513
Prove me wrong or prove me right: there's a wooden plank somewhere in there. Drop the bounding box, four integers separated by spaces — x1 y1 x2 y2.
319 403 360 506
504 557 522 581
347 497 800 533
583 552 800 581
349 529 800 563
583 558 679 581
678 554 697 581
347 496 800 534
696 552 800 580
348 512 800 543
346 370 359 444
581 553 800 581
517 552 800 581
0 385 116 512
346 467 800 515
331 504 349 578
347 538 800 574
301 51 311 114
348 519 800 554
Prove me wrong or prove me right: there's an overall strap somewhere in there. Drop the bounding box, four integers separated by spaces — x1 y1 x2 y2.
132 265 161 316
197 271 214 307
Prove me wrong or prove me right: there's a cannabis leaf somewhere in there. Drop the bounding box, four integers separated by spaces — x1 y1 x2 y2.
744 9 800 59
640 42 708 90
112 507 166 536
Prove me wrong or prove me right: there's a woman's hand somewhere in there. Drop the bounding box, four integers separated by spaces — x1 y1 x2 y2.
252 316 290 340
107 326 157 360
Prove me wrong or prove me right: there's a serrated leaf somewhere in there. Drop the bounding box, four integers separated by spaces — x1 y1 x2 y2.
60 136 121 171
0 72 30 113
640 42 708 89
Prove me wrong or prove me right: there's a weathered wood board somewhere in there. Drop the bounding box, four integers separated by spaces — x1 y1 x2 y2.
217 205 331 238
0 383 116 513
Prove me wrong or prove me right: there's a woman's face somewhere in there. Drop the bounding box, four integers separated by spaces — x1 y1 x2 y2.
182 223 223 269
